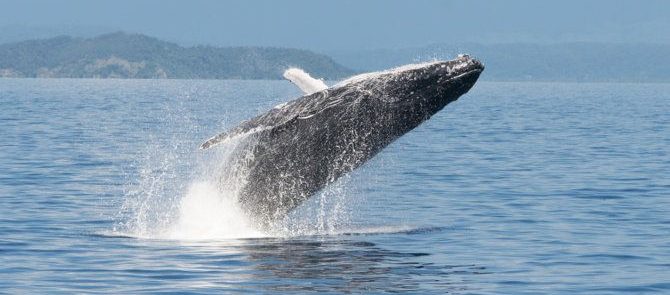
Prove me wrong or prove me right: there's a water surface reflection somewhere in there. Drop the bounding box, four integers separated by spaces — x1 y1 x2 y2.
237 237 486 293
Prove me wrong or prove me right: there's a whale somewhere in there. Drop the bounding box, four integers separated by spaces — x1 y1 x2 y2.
201 55 484 227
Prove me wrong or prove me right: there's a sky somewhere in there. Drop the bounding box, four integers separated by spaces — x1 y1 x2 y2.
0 0 668 50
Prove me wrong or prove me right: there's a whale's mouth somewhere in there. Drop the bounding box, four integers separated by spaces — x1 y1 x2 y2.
422 55 484 100
446 67 483 82
437 55 484 82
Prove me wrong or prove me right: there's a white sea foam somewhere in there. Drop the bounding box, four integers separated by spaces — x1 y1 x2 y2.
164 180 264 240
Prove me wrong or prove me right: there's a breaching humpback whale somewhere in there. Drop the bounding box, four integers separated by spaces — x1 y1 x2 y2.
201 55 484 227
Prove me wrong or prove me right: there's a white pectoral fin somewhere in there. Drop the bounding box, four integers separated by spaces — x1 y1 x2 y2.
283 68 328 95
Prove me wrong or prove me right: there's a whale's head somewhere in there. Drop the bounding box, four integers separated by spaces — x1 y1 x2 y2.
335 55 484 134
397 55 484 105
338 54 483 108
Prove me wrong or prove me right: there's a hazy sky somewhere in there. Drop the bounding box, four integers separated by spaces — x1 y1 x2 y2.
1 0 668 50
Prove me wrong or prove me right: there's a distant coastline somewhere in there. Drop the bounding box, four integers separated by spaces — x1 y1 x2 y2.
0 32 353 80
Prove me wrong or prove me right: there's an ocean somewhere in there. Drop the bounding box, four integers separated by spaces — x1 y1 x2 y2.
1 78 668 294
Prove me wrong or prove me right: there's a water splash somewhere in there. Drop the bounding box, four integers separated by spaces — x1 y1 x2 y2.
114 134 264 240
114 126 365 241
165 180 264 240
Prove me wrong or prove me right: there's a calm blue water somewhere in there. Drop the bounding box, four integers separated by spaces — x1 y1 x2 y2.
1 79 669 294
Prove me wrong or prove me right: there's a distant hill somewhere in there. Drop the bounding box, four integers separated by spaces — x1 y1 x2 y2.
0 24 116 45
329 43 670 82
0 32 353 79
